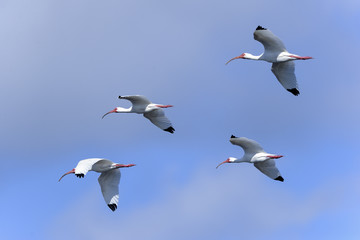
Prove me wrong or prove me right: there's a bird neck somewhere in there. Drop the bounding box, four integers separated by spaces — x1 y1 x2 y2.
233 157 248 163
244 53 262 60
116 107 132 113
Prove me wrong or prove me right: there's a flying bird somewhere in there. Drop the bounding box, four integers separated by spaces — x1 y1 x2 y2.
59 158 135 211
102 95 175 133
216 135 284 182
226 26 312 96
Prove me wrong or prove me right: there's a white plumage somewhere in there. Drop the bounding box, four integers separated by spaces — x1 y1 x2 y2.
216 135 284 182
226 26 312 96
59 158 135 211
102 95 175 133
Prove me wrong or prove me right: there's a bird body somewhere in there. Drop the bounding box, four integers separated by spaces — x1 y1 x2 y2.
226 26 312 96
59 158 135 211
102 95 175 133
217 135 284 182
74 158 113 174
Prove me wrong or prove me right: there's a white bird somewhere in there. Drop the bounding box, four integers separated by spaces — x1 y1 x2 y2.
59 158 135 211
226 26 312 96
102 95 175 133
216 135 284 182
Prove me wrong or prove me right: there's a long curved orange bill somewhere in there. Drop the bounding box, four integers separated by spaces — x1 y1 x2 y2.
58 169 75 182
225 54 245 65
102 109 117 119
216 158 231 169
226 57 239 65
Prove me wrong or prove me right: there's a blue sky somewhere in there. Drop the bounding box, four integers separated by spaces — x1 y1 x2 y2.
0 0 359 239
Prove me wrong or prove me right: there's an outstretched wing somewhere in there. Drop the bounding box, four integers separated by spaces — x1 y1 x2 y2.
119 95 152 112
254 159 283 181
119 95 152 106
98 169 121 211
271 61 299 96
230 137 264 155
75 158 111 176
254 26 287 54
143 109 175 133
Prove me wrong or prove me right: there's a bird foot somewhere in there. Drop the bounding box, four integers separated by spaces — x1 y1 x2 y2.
298 56 313 60
289 55 313 60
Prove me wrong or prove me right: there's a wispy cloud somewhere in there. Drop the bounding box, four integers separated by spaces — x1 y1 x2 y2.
48 167 355 240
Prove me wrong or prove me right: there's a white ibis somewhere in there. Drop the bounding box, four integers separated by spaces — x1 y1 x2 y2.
59 158 135 211
226 26 312 96
102 95 175 133
217 135 284 182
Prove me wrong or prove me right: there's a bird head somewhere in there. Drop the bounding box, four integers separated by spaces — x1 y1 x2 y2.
102 108 119 119
216 157 236 169
226 53 247 64
58 168 75 182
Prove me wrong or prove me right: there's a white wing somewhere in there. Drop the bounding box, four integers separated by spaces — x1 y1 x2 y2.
74 158 111 176
254 26 287 54
98 169 121 211
119 95 152 106
271 61 299 96
230 136 264 155
254 159 283 181
143 109 175 133
119 95 152 112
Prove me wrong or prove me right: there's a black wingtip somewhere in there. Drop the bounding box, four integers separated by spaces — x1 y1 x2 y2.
230 135 237 138
256 25 267 30
164 127 175 134
118 96 122 99
274 176 284 182
108 204 117 212
287 88 300 96
75 173 84 178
